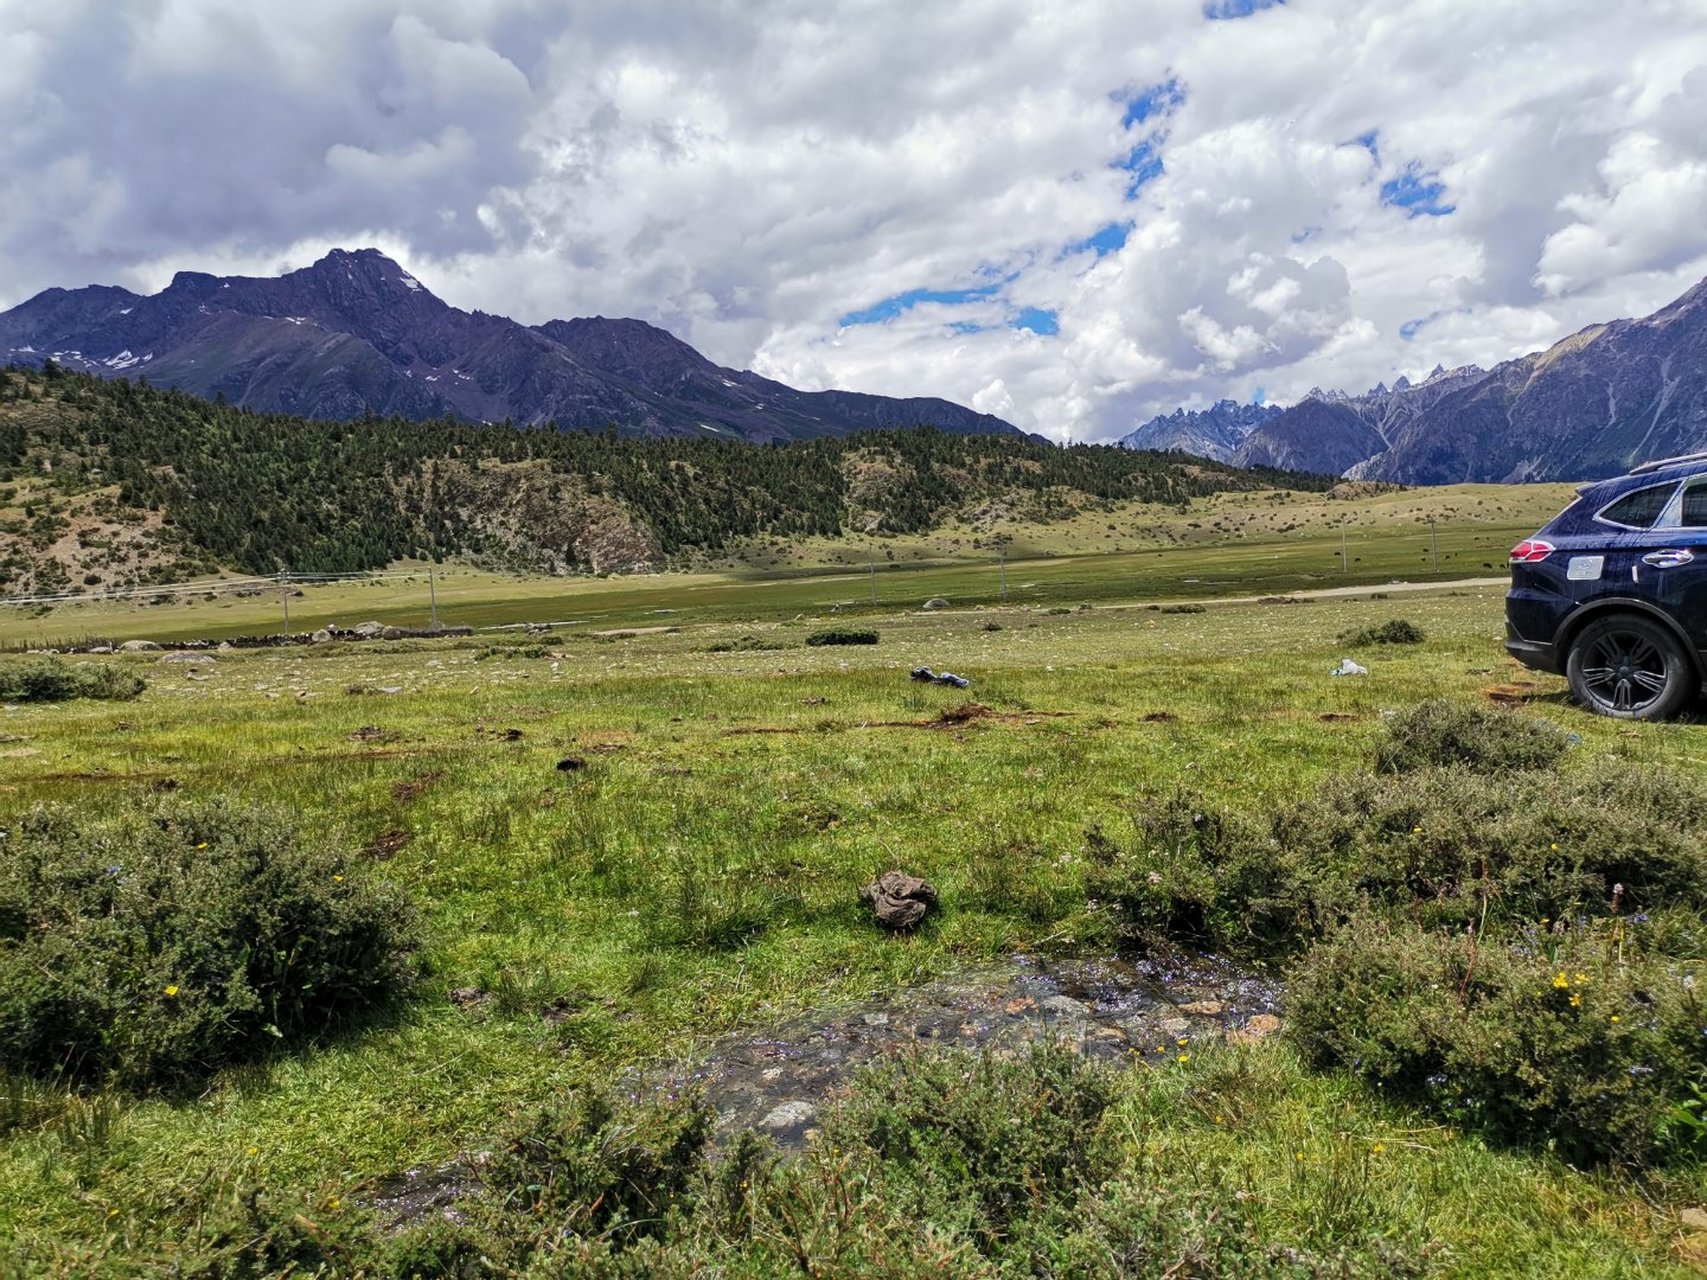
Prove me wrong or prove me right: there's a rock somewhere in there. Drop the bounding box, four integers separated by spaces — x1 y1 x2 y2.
380 626 403 640
1229 1013 1283 1045
1158 1016 1192 1035
1040 995 1092 1020
217 641 233 652
859 869 938 930
1680 1207 1707 1232
353 621 385 638
89 645 114 654
556 756 587 771
310 629 333 644
923 597 950 610
118 640 160 652
158 652 215 665
1179 1000 1225 1016
759 1100 817 1130
447 987 489 1008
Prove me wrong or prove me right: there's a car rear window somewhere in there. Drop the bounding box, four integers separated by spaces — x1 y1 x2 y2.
1682 482 1707 528
1597 483 1675 529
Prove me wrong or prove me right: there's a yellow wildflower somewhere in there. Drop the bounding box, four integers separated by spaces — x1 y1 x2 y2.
195 842 208 849
1178 1053 1190 1064
332 874 344 883
1372 1143 1385 1154
1552 973 1569 989
163 985 179 997
1611 1015 1621 1024
1573 972 1590 985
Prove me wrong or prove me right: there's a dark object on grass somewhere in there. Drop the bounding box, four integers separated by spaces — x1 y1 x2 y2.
805 628 878 646
1158 603 1206 615
859 870 938 930
556 756 587 772
910 666 970 688
1339 618 1425 646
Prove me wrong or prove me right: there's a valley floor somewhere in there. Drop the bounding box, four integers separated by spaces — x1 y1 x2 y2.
3 577 1706 1274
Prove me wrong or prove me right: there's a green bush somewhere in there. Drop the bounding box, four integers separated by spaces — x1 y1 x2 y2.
1288 914 1707 1165
803 628 878 646
1338 618 1425 647
478 1086 713 1254
0 799 419 1090
1158 602 1206 614
1374 698 1572 773
0 656 144 702
704 634 788 653
1088 761 1707 957
819 1040 1117 1257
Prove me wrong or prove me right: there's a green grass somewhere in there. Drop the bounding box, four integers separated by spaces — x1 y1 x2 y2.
3 565 1706 1273
0 481 1570 648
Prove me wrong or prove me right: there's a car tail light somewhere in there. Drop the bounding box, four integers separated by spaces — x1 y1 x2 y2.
1509 539 1555 564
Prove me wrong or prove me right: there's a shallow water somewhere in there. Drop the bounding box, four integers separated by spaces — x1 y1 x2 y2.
370 950 1283 1225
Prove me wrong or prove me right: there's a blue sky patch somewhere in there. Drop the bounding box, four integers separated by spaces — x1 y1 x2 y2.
839 281 1003 327
1117 78 1185 129
1381 165 1455 217
1116 140 1164 197
1068 221 1131 257
1203 0 1284 18
1012 307 1059 336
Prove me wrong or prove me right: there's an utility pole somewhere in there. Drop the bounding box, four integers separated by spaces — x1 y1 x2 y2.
1428 518 1439 574
428 566 439 630
279 569 290 631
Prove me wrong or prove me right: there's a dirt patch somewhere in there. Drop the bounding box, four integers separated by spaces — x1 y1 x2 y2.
392 771 444 803
934 702 993 726
1141 711 1178 723
349 725 397 744
591 625 679 638
1319 712 1361 722
367 827 412 860
1484 681 1542 705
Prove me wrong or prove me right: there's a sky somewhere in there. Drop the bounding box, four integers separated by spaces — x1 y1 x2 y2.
3 0 1706 441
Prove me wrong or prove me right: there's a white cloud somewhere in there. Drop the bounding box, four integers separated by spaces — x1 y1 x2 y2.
2 0 1706 441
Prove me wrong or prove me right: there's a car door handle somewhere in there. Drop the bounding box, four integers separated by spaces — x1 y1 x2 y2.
1642 549 1695 568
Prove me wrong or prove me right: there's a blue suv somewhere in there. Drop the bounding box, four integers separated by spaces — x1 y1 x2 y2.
1506 452 1707 719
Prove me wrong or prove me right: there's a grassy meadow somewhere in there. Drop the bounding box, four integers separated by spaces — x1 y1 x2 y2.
4 497 1707 1274
0 480 1572 649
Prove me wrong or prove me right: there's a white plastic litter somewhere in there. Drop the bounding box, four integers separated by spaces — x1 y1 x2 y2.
1331 658 1369 677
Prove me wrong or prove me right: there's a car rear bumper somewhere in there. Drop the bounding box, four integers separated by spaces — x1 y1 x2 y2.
1504 624 1560 674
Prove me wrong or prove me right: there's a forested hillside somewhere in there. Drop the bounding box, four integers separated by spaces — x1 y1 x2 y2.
0 365 1329 592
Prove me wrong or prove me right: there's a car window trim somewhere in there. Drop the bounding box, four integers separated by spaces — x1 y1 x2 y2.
1594 480 1681 530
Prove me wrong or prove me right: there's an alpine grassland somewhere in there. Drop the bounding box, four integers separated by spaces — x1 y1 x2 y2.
3 566 1707 1277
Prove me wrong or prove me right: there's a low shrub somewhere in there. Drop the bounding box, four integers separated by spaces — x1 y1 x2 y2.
0 656 144 702
1288 914 1707 1165
1158 602 1207 614
0 799 419 1089
820 1040 1117 1256
1374 698 1572 773
803 628 878 646
1088 760 1707 957
483 1088 713 1250
1339 618 1425 647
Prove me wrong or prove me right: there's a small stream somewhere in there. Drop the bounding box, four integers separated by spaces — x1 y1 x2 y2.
370 951 1283 1226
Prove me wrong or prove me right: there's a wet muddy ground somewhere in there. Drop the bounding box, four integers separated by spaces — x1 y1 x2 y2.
370 951 1283 1226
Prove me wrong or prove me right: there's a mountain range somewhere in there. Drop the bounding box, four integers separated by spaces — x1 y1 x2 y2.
1124 275 1707 483
0 248 1018 442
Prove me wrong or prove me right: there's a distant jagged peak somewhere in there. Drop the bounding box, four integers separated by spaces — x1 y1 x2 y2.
1303 385 1350 403
1393 374 1411 391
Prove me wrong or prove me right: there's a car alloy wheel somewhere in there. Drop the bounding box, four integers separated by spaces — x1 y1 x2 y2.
1566 614 1695 720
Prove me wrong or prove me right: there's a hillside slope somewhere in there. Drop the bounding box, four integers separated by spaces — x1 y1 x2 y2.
0 367 1328 593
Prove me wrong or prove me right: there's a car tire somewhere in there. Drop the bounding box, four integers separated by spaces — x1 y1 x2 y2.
1565 614 1697 720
